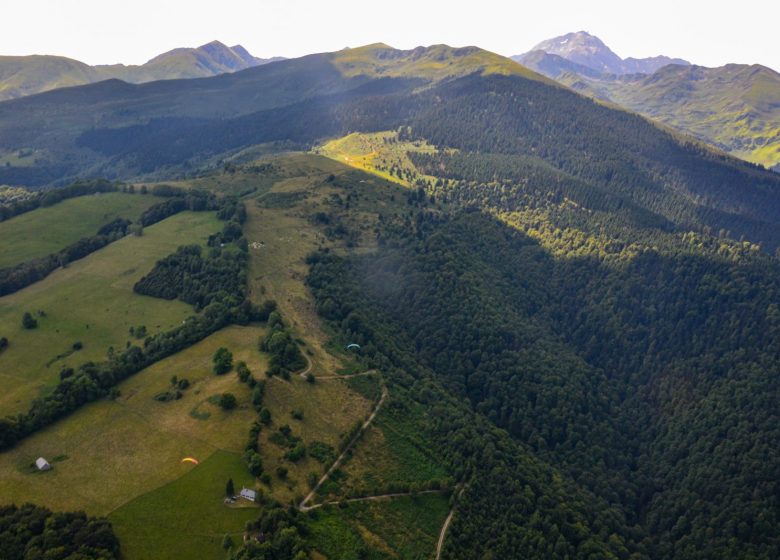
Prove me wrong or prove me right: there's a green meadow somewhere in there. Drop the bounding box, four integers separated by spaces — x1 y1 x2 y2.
109 450 260 560
0 192 158 268
0 325 261 515
0 210 221 415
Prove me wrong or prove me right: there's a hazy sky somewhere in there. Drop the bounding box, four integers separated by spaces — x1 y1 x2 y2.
3 0 779 70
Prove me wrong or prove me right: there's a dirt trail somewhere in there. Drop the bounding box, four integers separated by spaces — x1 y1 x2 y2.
297 353 314 378
302 489 445 511
299 385 388 511
436 486 464 560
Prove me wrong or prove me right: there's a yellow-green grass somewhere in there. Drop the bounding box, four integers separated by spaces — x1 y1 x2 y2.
317 131 442 189
0 211 221 415
109 450 259 560
329 43 548 83
309 493 451 559
0 192 159 268
258 374 373 505
0 325 261 516
243 157 351 376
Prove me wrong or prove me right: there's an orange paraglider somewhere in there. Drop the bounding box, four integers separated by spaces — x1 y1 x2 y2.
181 457 199 465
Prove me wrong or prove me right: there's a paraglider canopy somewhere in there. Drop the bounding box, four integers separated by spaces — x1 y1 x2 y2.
346 343 361 350
181 457 199 465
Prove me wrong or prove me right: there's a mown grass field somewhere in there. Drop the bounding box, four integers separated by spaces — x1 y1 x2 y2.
109 450 259 560
0 325 262 516
309 493 451 560
0 210 221 415
0 192 158 268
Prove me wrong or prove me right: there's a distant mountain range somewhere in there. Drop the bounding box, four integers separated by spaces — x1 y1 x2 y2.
514 31 780 171
0 41 283 100
514 31 690 75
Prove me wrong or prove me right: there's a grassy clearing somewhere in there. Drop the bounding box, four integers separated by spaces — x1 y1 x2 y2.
109 450 259 560
258 374 373 506
317 131 440 188
0 211 220 415
308 493 451 559
242 155 349 377
0 192 158 268
319 408 450 500
0 325 262 516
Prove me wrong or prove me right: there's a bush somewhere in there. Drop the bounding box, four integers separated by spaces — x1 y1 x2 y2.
236 361 251 382
213 347 233 374
21 312 37 329
219 393 237 410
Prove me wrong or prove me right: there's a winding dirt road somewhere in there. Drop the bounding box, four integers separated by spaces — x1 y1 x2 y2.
298 385 388 511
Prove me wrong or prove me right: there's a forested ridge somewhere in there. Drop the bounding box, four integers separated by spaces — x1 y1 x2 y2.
62 65 780 251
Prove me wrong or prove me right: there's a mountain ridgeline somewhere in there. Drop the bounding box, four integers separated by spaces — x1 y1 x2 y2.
515 31 780 170
0 40 282 101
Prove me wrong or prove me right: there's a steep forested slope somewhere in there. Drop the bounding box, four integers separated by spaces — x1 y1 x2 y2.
306 205 780 559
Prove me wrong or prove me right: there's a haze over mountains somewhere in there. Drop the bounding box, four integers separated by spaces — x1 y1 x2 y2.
0 40 283 101
516 31 780 170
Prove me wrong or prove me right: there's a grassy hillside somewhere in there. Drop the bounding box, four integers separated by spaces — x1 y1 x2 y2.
0 55 98 100
0 191 157 268
0 324 261 514
0 211 220 415
0 156 456 559
329 42 545 81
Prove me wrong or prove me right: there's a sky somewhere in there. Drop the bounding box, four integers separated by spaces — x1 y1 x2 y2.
3 0 779 71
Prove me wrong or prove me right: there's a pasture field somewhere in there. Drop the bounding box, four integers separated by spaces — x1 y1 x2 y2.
109 450 259 560
0 210 220 416
0 155 452 559
309 493 451 560
0 325 261 516
0 191 158 268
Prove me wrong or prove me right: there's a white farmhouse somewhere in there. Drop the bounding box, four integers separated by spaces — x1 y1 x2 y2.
35 457 51 471
239 487 257 502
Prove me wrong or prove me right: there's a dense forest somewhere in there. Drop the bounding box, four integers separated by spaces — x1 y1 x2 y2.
0 503 119 559
305 198 779 559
